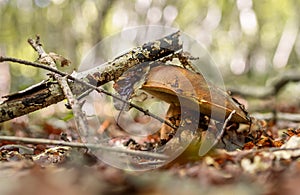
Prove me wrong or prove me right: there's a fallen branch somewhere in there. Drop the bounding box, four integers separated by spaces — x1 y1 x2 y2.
0 56 178 130
0 31 182 123
228 71 300 98
251 112 300 122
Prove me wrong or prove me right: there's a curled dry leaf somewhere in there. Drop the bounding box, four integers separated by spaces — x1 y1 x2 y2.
48 52 71 67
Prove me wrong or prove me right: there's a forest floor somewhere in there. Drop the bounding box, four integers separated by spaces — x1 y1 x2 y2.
1 105 300 195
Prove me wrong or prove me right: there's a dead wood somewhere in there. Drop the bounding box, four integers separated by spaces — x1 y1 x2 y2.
0 31 182 123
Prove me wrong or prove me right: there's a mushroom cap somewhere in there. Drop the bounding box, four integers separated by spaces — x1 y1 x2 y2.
142 65 250 124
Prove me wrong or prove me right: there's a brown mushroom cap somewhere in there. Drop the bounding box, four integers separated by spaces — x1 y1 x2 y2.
142 65 250 124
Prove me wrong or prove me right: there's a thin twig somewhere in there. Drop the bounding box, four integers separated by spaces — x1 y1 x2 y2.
0 135 168 160
231 144 300 161
58 76 90 139
0 56 177 130
28 36 46 57
198 110 237 156
212 110 236 147
28 36 90 139
0 56 67 76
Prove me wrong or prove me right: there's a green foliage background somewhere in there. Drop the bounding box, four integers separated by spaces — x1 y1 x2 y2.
0 0 300 92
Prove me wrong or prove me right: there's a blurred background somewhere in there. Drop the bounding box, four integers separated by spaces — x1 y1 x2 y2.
0 0 300 116
0 0 300 191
